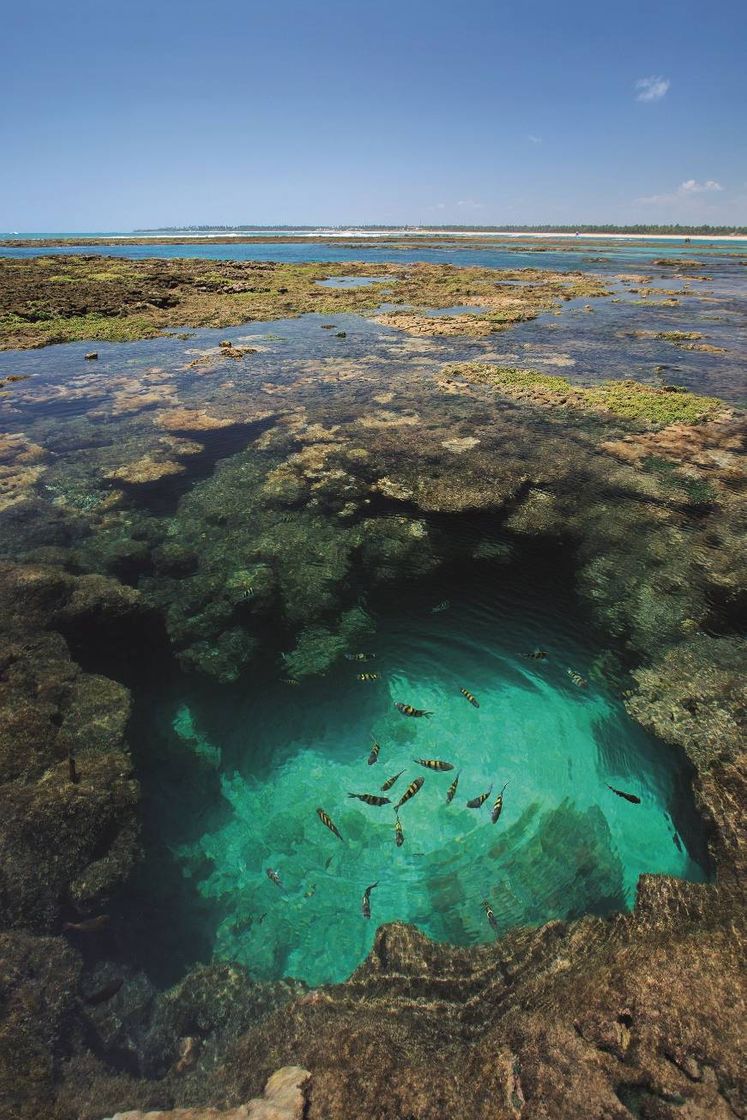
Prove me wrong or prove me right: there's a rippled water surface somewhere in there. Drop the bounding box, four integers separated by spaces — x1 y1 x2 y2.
2 243 741 990
167 567 706 986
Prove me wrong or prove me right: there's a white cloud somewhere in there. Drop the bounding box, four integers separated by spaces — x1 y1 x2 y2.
638 179 724 204
527 134 542 144
635 76 670 102
456 199 483 209
679 179 722 193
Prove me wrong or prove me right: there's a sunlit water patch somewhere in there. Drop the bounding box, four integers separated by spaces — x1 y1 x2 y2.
172 575 707 987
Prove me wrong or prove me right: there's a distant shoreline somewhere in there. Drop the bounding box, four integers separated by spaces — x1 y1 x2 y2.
2 228 746 249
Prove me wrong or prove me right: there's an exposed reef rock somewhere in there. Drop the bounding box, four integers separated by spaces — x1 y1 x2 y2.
0 256 609 349
0 257 744 1120
105 1065 309 1119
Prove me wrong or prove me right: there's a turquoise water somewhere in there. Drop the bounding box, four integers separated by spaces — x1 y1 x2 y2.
2 238 745 275
172 572 706 987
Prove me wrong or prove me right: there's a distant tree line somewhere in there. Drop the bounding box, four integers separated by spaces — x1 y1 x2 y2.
135 223 747 236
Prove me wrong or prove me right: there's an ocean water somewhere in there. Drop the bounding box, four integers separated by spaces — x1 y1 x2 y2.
1 236 745 276
0 257 729 993
168 569 706 987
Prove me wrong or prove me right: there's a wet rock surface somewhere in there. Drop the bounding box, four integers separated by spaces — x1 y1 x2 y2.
0 258 743 1119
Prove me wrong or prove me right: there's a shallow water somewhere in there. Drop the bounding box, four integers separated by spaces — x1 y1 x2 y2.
2 238 746 278
168 568 706 986
1 249 740 994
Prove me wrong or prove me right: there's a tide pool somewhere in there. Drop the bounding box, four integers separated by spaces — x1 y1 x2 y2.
173 573 707 986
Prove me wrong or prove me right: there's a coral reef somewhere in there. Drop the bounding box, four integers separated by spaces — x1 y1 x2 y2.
0 254 743 1120
0 256 609 349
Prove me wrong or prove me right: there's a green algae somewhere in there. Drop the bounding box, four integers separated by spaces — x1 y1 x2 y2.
0 256 610 350
448 364 726 426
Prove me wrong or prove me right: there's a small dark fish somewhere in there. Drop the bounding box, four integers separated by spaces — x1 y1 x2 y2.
257 912 267 924
446 772 460 804
63 915 110 934
567 669 588 688
491 782 510 824
395 702 432 718
345 652 376 662
368 742 380 765
83 978 124 1005
394 776 424 810
526 648 548 660
380 769 405 792
282 677 300 686
394 814 405 846
361 881 378 919
266 868 283 887
348 792 391 806
460 688 479 708
357 672 380 682
431 600 450 613
673 832 683 852
68 751 79 785
482 898 499 933
607 784 641 805
414 757 454 772
304 884 317 898
317 807 344 840
467 785 493 809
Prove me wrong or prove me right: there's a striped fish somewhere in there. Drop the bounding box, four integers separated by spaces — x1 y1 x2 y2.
467 785 493 809
316 807 343 840
567 669 588 688
394 776 424 811
381 769 405 792
491 782 510 824
482 898 499 933
394 815 405 847
361 881 378 919
414 757 454 772
368 742 380 765
460 688 479 708
357 672 380 682
345 652 376 662
348 792 391 806
395 702 433 718
446 772 460 804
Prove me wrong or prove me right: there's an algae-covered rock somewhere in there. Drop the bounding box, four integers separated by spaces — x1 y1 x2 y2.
625 635 747 769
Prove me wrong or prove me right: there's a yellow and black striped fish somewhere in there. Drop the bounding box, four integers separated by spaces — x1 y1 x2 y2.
482 898 499 933
414 757 454 772
394 776 424 811
446 772 460 804
345 652 376 662
567 668 588 688
361 881 378 919
381 769 405 792
316 807 343 841
348 792 391 806
368 742 380 765
526 648 547 660
394 814 405 847
491 782 510 824
357 672 380 682
395 702 432 718
460 688 479 708
467 785 493 809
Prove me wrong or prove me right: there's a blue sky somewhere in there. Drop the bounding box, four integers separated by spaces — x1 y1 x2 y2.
2 0 745 229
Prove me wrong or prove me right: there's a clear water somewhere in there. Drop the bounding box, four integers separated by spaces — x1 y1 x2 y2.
2 238 746 276
0 254 730 992
171 572 705 987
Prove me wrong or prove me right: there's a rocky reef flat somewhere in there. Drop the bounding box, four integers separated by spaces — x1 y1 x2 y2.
0 254 744 1119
